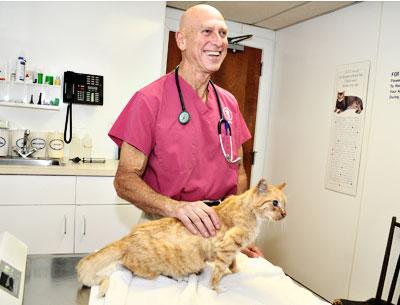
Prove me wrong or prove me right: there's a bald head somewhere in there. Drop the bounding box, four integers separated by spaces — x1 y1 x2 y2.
179 4 225 33
175 4 228 77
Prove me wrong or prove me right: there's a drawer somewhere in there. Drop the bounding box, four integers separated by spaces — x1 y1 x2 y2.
75 176 128 205
0 175 76 205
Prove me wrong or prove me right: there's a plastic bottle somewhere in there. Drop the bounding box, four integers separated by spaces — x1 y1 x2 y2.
69 130 82 158
82 133 93 159
16 56 26 82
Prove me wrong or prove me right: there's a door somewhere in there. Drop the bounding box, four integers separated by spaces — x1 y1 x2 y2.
0 205 75 254
166 31 262 187
74 204 141 253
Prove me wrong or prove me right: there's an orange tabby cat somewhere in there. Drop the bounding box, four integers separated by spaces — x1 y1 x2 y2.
76 179 287 296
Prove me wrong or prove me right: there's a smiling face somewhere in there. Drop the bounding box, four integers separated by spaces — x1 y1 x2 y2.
176 5 228 76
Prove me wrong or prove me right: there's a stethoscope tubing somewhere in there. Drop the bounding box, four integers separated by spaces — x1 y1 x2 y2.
174 66 241 164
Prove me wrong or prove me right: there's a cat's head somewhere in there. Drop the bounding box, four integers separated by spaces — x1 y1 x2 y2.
252 179 287 222
337 91 345 100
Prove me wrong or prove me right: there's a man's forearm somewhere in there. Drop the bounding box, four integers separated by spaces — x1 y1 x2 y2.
115 141 178 218
114 170 177 217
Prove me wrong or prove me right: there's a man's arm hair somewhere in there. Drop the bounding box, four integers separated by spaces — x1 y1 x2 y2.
114 141 177 217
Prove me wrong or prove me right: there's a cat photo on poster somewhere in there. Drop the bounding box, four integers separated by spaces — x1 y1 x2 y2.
334 91 364 114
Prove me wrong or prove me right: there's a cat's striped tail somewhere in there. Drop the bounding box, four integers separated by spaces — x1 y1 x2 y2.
76 240 125 287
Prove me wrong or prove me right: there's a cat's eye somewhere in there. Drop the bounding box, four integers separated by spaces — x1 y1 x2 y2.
272 200 279 207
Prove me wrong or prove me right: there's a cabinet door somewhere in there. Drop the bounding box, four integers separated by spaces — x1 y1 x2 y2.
76 176 128 205
0 205 75 254
74 204 141 253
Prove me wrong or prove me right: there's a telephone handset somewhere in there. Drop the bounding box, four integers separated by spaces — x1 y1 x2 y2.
63 71 104 144
64 71 76 103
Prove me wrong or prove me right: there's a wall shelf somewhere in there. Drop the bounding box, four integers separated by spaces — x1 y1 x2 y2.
0 101 60 111
0 81 62 111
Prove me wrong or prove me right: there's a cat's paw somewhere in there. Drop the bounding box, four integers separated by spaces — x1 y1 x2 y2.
212 284 228 293
98 278 109 297
229 265 239 273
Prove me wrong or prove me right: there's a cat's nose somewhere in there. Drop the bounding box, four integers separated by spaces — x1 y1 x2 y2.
281 210 287 218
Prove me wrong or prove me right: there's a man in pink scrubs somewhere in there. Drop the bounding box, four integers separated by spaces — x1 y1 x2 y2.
109 4 262 257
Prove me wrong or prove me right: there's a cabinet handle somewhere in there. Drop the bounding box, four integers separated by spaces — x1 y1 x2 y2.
83 216 87 236
64 215 67 235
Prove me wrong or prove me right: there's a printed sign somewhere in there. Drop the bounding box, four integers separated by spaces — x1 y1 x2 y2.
325 61 370 196
389 71 400 103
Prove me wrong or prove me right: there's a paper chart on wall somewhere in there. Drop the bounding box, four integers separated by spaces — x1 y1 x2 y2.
325 61 370 196
388 70 400 103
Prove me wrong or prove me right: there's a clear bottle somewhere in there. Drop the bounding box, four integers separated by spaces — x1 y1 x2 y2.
82 133 92 159
16 56 26 82
69 130 82 158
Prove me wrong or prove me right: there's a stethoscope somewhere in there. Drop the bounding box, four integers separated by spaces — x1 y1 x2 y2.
175 65 241 164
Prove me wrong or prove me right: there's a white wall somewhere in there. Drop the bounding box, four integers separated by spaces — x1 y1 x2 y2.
349 2 400 300
264 1 400 302
0 1 166 159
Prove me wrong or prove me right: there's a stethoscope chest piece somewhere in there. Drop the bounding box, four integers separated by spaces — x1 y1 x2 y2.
178 110 190 125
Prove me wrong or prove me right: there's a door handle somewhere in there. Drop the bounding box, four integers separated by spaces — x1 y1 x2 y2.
82 216 87 236
63 215 67 235
252 150 258 165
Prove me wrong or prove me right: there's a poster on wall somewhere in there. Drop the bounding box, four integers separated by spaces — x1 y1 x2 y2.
388 70 400 103
325 61 370 196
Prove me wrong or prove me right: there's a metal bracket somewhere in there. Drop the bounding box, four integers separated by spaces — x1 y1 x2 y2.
227 34 253 53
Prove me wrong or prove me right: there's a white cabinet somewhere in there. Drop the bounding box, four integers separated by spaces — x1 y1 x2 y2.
75 176 141 253
0 205 75 254
74 205 140 253
0 174 141 255
0 175 76 254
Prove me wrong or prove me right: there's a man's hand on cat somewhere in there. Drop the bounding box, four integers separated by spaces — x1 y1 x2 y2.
173 201 220 238
241 244 264 258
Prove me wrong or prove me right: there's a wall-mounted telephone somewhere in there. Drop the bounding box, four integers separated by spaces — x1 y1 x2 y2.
63 71 103 105
63 71 104 144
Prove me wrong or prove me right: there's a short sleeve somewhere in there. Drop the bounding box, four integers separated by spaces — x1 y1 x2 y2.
108 91 158 156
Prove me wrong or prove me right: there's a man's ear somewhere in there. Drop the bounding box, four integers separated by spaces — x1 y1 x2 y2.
256 178 268 194
175 31 186 51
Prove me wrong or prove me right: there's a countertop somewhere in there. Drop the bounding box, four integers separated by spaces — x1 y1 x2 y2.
0 159 119 176
23 254 90 305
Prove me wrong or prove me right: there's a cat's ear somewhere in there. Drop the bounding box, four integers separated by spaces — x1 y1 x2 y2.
256 179 268 194
277 182 287 190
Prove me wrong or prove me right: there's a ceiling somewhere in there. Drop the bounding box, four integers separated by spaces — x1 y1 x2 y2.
167 1 358 31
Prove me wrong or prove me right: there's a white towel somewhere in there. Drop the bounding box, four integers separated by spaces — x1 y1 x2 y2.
89 253 329 305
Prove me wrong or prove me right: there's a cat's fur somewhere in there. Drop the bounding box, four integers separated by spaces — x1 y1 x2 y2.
76 179 287 296
334 91 363 114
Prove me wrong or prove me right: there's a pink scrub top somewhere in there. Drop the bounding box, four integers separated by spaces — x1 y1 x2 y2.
109 72 251 201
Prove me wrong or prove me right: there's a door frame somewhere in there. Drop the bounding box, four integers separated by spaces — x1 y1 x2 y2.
162 7 276 186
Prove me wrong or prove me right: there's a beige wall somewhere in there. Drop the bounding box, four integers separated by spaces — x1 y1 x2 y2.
259 1 400 302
